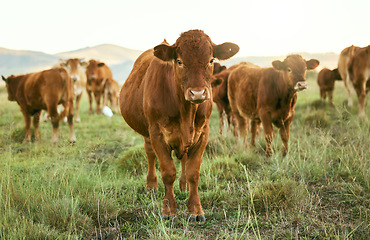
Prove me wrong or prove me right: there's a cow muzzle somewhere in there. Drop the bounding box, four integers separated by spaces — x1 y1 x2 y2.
185 88 210 103
294 81 308 91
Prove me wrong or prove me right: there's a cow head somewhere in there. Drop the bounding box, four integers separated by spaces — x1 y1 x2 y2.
272 55 319 91
2 75 17 101
153 30 239 104
86 59 107 89
60 58 88 83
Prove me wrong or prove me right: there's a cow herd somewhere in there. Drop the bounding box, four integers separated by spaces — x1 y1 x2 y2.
1 29 369 222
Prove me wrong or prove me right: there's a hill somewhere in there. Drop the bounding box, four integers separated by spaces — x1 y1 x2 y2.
0 44 340 87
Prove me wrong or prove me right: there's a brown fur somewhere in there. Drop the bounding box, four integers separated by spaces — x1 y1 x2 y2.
347 45 370 119
60 58 88 122
317 68 342 104
228 55 319 157
85 59 113 114
2 68 76 143
103 78 120 113
119 30 239 220
337 45 361 107
212 62 259 135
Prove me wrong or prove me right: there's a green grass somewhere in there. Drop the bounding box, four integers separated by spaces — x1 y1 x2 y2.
0 76 369 239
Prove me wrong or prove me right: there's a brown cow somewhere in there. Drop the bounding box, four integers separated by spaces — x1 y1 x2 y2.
2 68 76 143
119 30 239 221
59 58 88 122
347 45 370 119
338 45 361 107
103 78 120 113
317 68 342 104
228 55 319 157
212 62 259 135
85 59 113 114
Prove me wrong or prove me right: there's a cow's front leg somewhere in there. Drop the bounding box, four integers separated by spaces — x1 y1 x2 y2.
150 132 177 219
260 112 274 157
186 131 208 221
279 114 294 157
144 138 158 190
21 110 32 142
87 90 93 114
94 92 102 114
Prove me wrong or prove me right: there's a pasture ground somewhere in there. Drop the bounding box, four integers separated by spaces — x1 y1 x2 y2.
0 74 369 239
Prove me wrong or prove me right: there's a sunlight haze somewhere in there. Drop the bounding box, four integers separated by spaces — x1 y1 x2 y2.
1 0 369 56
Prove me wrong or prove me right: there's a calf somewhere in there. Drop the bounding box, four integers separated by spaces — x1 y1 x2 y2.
103 78 120 113
228 55 319 156
212 62 259 135
317 68 342 104
2 68 76 143
120 30 239 221
60 58 88 122
85 59 113 114
348 45 370 119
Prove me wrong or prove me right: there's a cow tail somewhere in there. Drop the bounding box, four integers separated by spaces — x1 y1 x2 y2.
347 57 354 82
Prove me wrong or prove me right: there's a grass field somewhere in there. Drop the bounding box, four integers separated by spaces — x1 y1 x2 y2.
0 74 369 239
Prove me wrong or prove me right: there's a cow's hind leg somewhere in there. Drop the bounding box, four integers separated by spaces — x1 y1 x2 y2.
33 111 41 141
21 110 32 142
144 138 158 190
355 79 368 120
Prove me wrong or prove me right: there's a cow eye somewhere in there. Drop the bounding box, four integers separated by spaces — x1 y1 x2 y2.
210 58 215 64
287 68 292 72
177 59 182 65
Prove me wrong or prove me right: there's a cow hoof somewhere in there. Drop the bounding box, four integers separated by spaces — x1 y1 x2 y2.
161 215 176 221
188 214 206 222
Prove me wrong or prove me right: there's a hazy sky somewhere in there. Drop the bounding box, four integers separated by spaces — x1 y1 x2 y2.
1 0 369 57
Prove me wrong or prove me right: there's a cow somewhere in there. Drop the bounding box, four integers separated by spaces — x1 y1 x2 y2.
85 59 113 114
317 68 342 104
338 45 361 107
2 68 76 143
228 55 319 157
347 45 370 119
119 30 239 221
103 78 120 113
59 58 88 122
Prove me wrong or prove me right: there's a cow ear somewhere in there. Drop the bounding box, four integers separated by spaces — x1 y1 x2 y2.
213 42 239 60
154 44 176 61
2 75 7 82
306 59 320 70
211 77 223 87
97 63 105 67
81 61 88 68
272 60 286 70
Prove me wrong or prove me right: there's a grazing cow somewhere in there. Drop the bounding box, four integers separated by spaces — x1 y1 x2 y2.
347 45 370 119
317 68 342 104
59 58 88 122
2 68 76 143
338 45 361 107
120 30 239 221
212 62 259 135
228 55 319 157
103 78 120 113
85 59 113 114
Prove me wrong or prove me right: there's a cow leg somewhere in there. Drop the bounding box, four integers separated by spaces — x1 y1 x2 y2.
186 132 207 221
95 92 102 114
225 106 233 133
21 110 32 142
179 154 188 192
279 114 294 157
328 90 334 105
75 93 82 122
144 138 158 190
150 132 177 218
33 111 41 141
235 113 248 146
66 100 76 143
320 90 326 101
260 113 274 157
355 80 368 119
87 90 93 114
343 75 354 107
49 109 59 144
250 120 261 147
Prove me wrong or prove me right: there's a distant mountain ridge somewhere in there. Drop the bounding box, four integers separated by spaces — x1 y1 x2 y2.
0 44 339 87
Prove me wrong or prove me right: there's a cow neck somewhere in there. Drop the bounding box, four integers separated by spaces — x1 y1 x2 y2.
277 71 296 101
